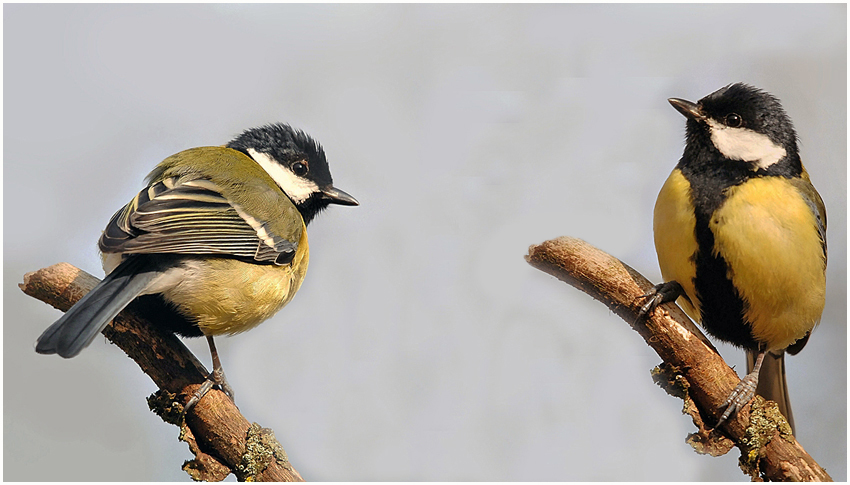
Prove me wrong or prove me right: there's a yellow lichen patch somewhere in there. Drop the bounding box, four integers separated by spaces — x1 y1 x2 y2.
651 363 689 402
235 423 292 481
739 395 794 473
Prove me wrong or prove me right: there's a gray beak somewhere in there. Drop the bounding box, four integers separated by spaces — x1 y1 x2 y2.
322 186 359 206
668 98 705 121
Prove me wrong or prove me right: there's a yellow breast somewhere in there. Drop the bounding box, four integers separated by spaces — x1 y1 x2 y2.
711 177 825 350
653 169 701 320
161 226 310 336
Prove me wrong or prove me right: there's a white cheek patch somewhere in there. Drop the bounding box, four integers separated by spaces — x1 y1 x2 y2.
247 148 319 204
706 119 787 170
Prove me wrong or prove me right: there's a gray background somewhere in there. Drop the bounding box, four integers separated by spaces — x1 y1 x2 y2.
4 4 846 481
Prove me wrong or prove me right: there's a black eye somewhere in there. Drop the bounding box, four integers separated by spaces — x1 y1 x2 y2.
725 113 742 127
292 161 308 176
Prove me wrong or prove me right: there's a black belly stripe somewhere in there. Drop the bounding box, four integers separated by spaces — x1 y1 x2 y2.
691 207 759 350
131 294 204 338
677 149 761 350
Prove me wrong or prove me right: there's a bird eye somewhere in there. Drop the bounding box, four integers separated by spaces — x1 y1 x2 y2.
725 113 742 127
292 161 309 176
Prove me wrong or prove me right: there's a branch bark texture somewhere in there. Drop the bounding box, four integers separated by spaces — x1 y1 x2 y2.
21 262 303 482
526 236 831 482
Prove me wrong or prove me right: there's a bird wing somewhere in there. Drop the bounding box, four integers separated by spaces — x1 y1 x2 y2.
791 174 827 264
99 176 298 265
782 173 826 357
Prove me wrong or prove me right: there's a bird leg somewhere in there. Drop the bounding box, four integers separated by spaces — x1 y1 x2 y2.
714 349 765 430
207 335 235 400
181 336 235 418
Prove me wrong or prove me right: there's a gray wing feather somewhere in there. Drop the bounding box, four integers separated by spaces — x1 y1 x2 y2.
99 177 295 264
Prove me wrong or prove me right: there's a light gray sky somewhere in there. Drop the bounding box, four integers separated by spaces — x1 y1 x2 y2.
5 4 845 481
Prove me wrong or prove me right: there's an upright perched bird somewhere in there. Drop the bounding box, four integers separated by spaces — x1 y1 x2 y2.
36 123 358 411
644 83 826 432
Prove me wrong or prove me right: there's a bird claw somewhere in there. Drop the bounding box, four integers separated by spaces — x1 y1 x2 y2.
180 369 236 420
635 289 663 323
634 281 684 324
212 366 235 401
713 368 760 430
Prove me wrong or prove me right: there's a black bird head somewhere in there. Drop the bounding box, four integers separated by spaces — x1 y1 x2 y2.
669 83 800 174
227 123 358 224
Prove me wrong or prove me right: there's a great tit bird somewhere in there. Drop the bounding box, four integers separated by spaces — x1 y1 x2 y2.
36 123 358 411
643 83 826 433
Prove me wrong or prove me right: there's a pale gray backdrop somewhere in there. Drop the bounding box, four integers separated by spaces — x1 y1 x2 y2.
4 4 846 481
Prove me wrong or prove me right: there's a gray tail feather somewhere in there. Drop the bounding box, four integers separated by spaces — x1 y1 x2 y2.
35 256 162 358
748 349 794 434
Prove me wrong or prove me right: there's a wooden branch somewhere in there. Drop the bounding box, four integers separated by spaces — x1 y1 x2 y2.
20 263 303 482
526 237 831 482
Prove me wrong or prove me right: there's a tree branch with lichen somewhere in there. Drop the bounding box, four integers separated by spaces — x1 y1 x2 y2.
20 262 303 482
525 236 831 482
